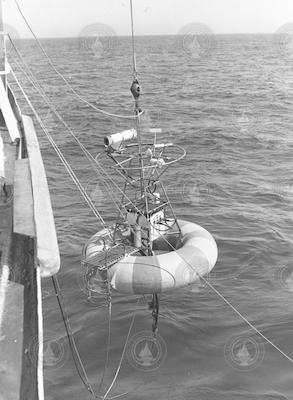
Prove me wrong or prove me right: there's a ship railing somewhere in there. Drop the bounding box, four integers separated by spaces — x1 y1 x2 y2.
13 115 60 277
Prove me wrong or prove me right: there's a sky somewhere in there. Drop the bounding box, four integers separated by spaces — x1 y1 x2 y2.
3 0 293 38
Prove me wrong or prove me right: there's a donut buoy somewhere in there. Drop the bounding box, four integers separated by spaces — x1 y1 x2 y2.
83 220 217 295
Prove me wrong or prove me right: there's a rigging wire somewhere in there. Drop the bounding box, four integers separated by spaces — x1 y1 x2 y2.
10 57 136 223
12 0 143 120
8 40 125 224
10 68 108 230
8 34 171 233
8 30 150 231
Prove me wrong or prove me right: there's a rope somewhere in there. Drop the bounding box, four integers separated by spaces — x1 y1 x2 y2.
97 300 112 394
52 275 97 399
143 229 293 365
52 274 136 400
202 277 293 364
10 64 129 222
129 0 137 79
8 40 126 227
10 60 135 269
12 0 143 120
101 299 139 400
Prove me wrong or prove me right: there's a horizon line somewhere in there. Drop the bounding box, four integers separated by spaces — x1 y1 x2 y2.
14 32 279 40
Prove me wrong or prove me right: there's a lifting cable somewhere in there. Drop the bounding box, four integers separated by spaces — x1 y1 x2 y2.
130 0 137 79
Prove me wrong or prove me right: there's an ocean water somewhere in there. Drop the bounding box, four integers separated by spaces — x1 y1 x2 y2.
9 34 293 399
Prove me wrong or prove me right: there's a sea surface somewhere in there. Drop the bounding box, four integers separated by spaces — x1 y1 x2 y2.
9 34 293 399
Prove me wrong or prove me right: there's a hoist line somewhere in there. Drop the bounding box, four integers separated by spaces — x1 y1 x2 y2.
129 0 137 78
12 0 143 120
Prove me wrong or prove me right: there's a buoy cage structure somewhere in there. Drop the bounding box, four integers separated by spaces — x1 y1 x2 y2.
82 73 218 333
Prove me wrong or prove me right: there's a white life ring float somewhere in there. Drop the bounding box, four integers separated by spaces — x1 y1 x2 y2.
83 219 218 295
